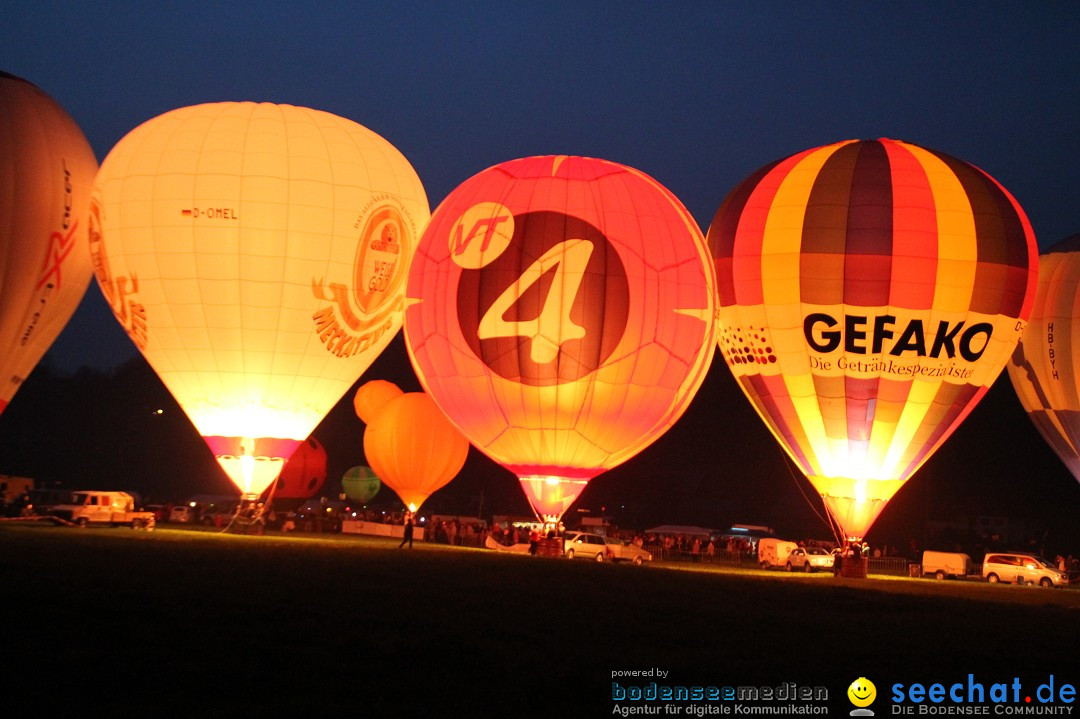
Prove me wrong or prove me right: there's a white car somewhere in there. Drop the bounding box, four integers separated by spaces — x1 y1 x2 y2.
169 505 194 523
982 553 1069 588
786 547 834 573
562 532 652 565
563 532 613 562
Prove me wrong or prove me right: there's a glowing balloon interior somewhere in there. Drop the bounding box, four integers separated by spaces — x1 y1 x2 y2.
0 73 97 415
1008 235 1080 481
362 392 468 512
404 155 717 523
708 138 1037 541
90 102 428 497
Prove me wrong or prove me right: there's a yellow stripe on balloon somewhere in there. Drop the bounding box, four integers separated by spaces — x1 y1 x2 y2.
759 143 849 307
880 378 940 478
902 143 978 314
759 143 849 475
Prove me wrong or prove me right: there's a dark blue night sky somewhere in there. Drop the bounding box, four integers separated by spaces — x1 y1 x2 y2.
7 2 1079 372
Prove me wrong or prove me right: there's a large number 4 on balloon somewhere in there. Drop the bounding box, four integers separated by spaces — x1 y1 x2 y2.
477 239 592 364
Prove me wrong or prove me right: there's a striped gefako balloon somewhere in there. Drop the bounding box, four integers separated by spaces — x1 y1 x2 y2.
708 138 1038 542
1007 235 1080 483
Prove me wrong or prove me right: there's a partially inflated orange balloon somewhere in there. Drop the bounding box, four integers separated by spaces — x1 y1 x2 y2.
363 392 468 512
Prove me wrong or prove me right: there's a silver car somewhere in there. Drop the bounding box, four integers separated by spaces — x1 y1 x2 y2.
982 553 1069 587
563 532 613 562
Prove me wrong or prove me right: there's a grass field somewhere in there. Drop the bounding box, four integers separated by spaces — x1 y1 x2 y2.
3 523 1077 715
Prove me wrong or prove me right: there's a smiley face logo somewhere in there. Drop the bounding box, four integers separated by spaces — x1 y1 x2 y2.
847 677 876 708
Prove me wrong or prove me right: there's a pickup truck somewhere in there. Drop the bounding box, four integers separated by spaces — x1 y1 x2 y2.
51 491 156 530
563 531 652 565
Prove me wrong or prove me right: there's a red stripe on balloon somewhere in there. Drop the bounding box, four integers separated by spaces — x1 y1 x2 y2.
882 141 939 310
202 436 302 460
731 148 820 306
708 160 781 306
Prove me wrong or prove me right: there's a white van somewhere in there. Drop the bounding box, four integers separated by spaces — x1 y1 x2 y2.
168 505 194 523
758 538 799 569
982 553 1069 588
921 551 972 580
50 491 154 529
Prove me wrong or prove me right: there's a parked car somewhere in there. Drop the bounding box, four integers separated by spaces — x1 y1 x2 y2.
168 505 194 523
294 499 348 533
21 488 72 516
786 546 834 572
982 553 1069 587
199 504 239 527
563 531 613 562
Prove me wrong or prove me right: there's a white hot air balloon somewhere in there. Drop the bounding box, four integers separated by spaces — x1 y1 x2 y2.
90 102 428 498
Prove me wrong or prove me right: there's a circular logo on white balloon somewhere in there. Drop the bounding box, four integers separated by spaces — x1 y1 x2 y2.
354 201 410 314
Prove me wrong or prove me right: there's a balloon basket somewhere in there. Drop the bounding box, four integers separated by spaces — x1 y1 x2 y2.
838 556 868 579
536 537 563 558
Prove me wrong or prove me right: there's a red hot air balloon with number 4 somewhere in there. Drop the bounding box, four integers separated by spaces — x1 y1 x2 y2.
709 139 1037 544
404 155 716 524
0 73 97 415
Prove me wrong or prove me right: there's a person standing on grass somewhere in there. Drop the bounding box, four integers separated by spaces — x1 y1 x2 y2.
399 513 415 549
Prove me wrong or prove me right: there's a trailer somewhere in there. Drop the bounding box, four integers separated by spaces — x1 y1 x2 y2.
920 550 972 579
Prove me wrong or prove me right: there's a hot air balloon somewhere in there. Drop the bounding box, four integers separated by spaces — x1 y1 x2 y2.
90 102 428 500
341 465 381 505
353 378 404 424
1007 235 1080 481
708 138 1037 546
0 73 97 414
403 155 716 524
261 436 328 512
362 392 468 512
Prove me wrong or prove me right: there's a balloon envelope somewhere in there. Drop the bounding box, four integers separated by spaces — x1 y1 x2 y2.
708 138 1037 541
362 392 468 512
262 436 328 511
341 465 381 505
90 102 428 497
353 379 403 424
404 155 716 521
1007 235 1080 481
0 73 97 414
